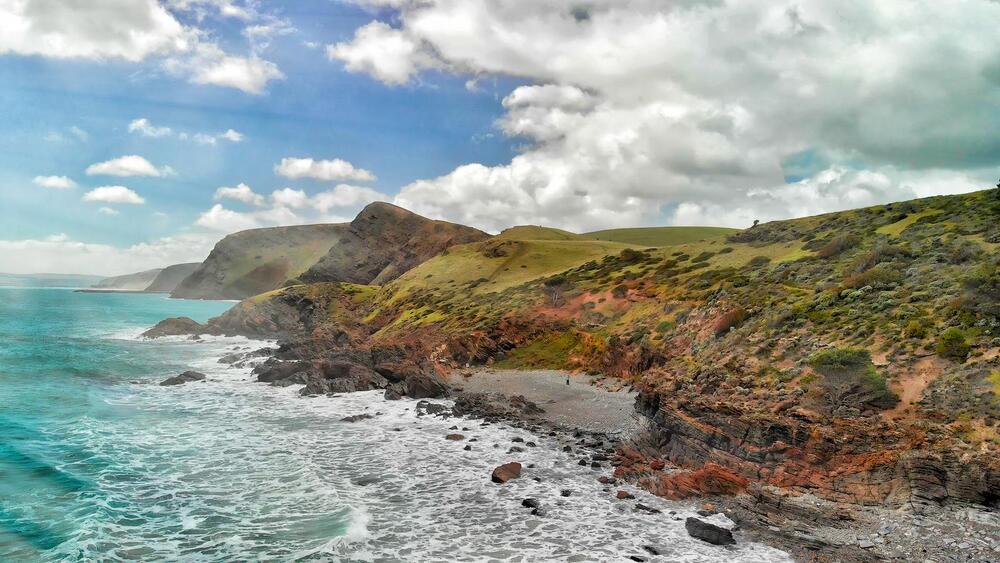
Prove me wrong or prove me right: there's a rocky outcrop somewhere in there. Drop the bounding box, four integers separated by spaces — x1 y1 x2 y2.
295 202 487 285
629 389 1000 510
144 263 200 293
159 371 206 386
143 317 206 338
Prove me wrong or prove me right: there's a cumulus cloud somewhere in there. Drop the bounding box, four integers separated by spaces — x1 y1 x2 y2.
327 21 437 85
33 175 76 189
275 157 376 182
335 0 1000 231
82 186 145 205
0 0 283 94
167 43 284 94
83 186 146 205
214 183 265 206
98 207 120 216
86 155 174 177
0 233 216 276
194 184 391 233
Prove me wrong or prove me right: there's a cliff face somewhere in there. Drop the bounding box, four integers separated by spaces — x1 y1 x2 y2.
92 268 163 290
144 263 200 293
171 224 348 300
294 202 488 285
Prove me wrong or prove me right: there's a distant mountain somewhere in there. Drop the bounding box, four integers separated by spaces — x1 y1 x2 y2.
91 268 164 291
145 263 200 293
171 202 488 300
0 273 104 288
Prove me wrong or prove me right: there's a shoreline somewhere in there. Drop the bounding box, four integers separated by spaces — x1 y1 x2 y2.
158 333 1000 562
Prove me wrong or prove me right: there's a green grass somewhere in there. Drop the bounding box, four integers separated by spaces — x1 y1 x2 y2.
498 225 586 241
390 238 635 296
583 226 736 247
495 332 581 368
875 209 944 237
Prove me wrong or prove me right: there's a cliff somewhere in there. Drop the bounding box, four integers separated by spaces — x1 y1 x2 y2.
92 268 163 290
144 263 200 293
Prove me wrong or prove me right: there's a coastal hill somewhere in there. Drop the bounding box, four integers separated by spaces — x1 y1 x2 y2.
170 202 488 300
160 188 1000 516
91 268 164 291
144 263 200 293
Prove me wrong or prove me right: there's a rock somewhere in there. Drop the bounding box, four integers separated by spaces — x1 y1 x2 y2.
341 414 374 422
512 437 524 443
383 385 403 400
598 476 616 485
446 434 465 441
521 498 540 509
402 371 450 399
491 462 522 484
858 539 875 549
617 490 635 500
143 317 204 338
685 517 736 546
635 504 661 514
159 371 206 386
560 489 573 497
415 401 451 417
531 507 546 517
508 446 525 453
463 445 472 451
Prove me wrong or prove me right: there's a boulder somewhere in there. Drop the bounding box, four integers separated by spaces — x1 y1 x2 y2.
684 517 736 546
143 317 205 338
341 414 375 423
521 498 540 509
159 371 206 386
446 434 465 441
616 490 635 500
403 371 450 399
491 462 522 484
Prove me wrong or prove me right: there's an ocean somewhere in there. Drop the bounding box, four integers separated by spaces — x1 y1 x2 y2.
0 287 788 562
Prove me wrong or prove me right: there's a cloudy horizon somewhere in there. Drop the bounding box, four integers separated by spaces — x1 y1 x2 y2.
2 0 998 276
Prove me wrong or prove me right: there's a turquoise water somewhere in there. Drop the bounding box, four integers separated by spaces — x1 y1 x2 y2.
0 288 788 562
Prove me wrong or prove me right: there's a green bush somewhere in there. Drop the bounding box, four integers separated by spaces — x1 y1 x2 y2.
904 320 927 339
936 328 970 360
808 348 898 409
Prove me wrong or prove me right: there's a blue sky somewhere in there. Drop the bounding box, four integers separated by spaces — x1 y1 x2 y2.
1 1 997 275
0 2 521 251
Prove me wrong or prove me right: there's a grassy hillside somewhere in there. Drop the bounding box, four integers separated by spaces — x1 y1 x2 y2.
583 226 736 246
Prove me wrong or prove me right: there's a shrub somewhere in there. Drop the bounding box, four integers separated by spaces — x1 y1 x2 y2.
936 328 970 361
850 242 910 273
842 264 902 290
713 307 748 336
748 256 771 267
808 348 898 409
961 262 1000 318
619 248 645 264
904 320 927 339
817 234 859 259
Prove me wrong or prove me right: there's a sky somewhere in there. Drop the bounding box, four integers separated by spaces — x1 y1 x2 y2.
1 0 998 276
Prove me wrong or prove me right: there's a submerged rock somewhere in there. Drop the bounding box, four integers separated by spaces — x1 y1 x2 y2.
159 371 206 386
684 517 735 546
341 414 375 423
491 462 522 484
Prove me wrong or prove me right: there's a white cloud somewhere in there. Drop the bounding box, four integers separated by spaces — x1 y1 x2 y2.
271 187 309 209
220 129 243 142
33 175 76 189
214 183 265 206
86 155 173 177
0 0 189 62
192 184 392 234
128 118 173 138
98 207 120 216
327 21 437 85
69 126 89 141
196 203 266 232
335 0 1000 232
83 186 145 205
0 0 282 95
0 233 216 276
168 43 284 94
275 157 376 182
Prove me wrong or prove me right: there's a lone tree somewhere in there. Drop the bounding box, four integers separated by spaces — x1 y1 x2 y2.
543 276 571 307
